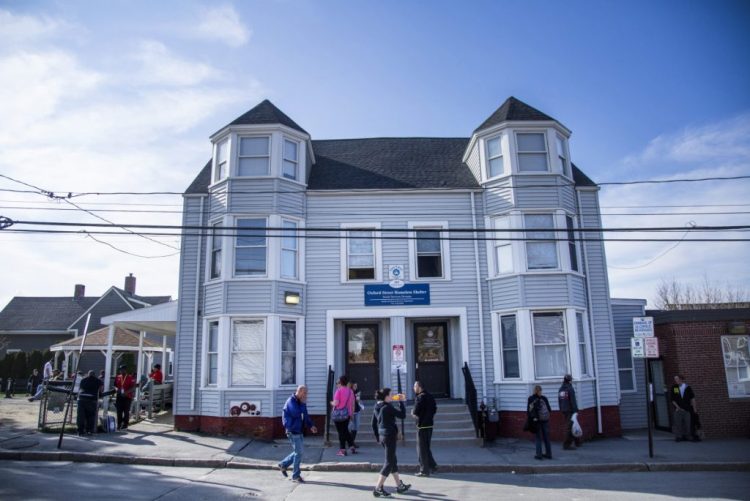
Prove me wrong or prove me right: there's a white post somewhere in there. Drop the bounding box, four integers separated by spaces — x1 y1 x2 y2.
137 331 145 384
63 352 70 377
104 325 115 391
161 335 167 379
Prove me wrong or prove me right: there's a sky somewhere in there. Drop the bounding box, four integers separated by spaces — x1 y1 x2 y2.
0 0 749 308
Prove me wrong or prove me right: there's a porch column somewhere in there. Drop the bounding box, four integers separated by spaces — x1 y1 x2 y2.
161 335 167 379
54 351 61 372
62 352 70 377
104 325 115 391
136 331 145 384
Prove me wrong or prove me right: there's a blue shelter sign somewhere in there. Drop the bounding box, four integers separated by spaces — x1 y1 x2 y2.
364 284 430 306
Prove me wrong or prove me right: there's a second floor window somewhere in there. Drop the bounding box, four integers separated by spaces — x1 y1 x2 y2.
215 139 228 182
494 216 513 274
525 214 558 270
486 136 503 178
566 216 579 272
235 218 266 276
281 220 298 279
516 132 548 172
347 230 375 280
238 137 269 176
415 230 443 278
210 222 222 279
283 139 299 180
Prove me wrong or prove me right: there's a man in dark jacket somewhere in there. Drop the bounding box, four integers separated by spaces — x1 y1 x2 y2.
412 380 438 476
670 374 700 442
27 369 42 396
278 385 317 483
558 374 580 450
77 370 103 436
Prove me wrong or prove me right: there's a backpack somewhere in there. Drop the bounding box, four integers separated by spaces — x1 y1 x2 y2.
536 398 550 422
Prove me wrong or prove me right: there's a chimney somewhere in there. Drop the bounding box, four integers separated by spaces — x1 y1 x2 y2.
74 284 85 299
124 273 136 295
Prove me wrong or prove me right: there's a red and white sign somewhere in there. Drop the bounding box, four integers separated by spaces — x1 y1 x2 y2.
392 344 404 364
644 337 659 358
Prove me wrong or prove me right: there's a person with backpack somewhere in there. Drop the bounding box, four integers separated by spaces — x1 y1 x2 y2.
330 375 355 456
527 385 552 460
371 388 411 498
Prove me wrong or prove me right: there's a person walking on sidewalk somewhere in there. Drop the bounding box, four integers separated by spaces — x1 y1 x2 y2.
348 381 362 449
412 380 438 476
558 374 580 450
278 385 318 483
670 374 701 442
77 370 103 436
114 365 135 430
528 385 552 459
331 375 356 456
372 388 411 498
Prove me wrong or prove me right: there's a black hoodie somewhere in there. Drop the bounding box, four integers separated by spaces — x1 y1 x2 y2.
371 400 406 440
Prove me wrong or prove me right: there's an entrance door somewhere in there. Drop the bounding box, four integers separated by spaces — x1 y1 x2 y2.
649 359 671 431
414 322 450 398
345 324 379 400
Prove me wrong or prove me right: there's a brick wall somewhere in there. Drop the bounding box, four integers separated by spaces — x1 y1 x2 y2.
174 414 326 440
498 405 621 441
655 320 750 439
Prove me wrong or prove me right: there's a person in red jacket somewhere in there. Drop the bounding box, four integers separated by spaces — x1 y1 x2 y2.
114 365 135 430
149 364 164 384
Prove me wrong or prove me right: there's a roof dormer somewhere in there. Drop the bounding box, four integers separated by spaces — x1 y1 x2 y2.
209 100 314 187
464 97 573 183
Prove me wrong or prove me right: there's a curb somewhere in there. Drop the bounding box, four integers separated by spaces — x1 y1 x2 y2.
1 451 748 474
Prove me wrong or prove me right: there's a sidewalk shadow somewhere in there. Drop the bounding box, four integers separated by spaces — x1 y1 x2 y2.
305 480 452 500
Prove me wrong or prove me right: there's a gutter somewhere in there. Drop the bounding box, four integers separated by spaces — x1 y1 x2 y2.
470 191 488 399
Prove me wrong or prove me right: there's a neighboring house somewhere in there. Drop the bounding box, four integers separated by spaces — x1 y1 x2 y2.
612 298 649 430
175 97 622 440
0 275 172 364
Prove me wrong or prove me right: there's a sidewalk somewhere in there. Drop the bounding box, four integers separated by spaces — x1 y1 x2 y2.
1 400 748 474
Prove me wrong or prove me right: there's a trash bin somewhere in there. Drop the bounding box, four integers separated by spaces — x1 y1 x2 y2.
483 398 500 441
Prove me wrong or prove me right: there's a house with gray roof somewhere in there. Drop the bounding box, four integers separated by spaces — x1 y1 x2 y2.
175 97 621 441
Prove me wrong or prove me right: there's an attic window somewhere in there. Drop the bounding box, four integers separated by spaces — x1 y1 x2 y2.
238 136 270 176
516 132 548 172
486 136 504 178
282 139 298 180
214 139 228 182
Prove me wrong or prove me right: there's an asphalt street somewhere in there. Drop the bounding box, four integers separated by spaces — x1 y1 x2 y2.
1 461 748 501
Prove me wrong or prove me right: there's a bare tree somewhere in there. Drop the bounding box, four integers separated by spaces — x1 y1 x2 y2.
654 276 750 310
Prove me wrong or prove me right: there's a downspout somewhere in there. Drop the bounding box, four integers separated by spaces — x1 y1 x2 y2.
190 195 206 410
577 189 603 434
470 192 488 400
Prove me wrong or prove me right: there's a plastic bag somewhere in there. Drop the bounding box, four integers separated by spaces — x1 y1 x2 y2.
571 412 583 437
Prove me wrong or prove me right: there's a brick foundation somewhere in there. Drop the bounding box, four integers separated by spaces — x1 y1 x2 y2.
174 414 326 440
498 406 622 441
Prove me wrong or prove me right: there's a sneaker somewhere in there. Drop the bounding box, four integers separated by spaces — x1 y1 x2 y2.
336 449 347 457
415 471 429 477
396 482 411 494
373 487 391 497
292 476 305 483
278 463 288 477
350 447 357 454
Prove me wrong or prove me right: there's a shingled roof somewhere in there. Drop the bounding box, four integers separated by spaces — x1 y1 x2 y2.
474 96 556 133
217 99 308 135
51 326 162 350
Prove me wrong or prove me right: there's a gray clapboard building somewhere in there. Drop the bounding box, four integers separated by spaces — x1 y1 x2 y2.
174 97 622 439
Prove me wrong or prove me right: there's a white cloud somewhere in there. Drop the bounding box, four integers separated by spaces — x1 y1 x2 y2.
194 5 251 47
132 40 220 87
0 9 72 46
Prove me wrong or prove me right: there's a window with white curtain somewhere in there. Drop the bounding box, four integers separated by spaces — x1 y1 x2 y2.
231 320 265 386
238 136 270 176
577 312 590 376
347 230 375 280
500 314 519 378
210 222 222 279
494 216 513 274
281 219 298 279
206 321 219 386
532 312 568 378
235 218 267 276
486 136 503 177
617 346 635 391
215 138 228 182
525 214 558 270
283 139 299 180
516 132 548 172
281 321 297 385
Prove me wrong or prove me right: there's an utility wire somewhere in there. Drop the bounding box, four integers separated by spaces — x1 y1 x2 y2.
607 222 697 270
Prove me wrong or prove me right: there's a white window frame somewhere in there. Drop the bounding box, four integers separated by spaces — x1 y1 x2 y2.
617 346 637 393
280 318 299 387
236 135 271 177
282 138 299 181
492 215 514 275
515 131 549 173
531 310 570 380
566 214 580 273
233 216 268 278
407 221 451 281
230 318 267 387
280 218 299 280
523 212 560 271
576 311 591 377
208 220 223 280
204 320 220 387
340 223 383 283
499 313 521 380
556 134 571 178
485 135 505 179
214 137 229 182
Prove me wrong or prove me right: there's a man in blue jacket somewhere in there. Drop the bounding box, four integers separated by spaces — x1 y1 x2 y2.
279 385 317 483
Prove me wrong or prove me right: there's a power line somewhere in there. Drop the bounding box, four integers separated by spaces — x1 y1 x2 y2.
607 222 696 270
84 234 180 259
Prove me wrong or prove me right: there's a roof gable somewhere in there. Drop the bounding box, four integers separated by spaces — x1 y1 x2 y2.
0 297 96 331
219 99 308 135
474 97 555 133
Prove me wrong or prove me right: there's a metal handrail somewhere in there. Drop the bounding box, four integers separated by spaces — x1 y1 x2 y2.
396 367 405 443
462 362 482 438
325 365 335 445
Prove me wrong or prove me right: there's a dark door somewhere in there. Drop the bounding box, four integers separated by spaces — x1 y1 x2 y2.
345 324 379 400
414 322 450 398
649 359 671 431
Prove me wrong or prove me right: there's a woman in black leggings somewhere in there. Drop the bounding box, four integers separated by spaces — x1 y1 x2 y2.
371 388 411 498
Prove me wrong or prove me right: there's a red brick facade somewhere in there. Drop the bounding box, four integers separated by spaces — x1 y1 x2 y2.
174 414 326 440
498 405 621 441
655 319 750 439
